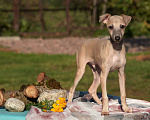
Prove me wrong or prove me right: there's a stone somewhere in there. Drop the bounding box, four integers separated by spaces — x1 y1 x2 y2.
37 89 67 103
5 98 25 112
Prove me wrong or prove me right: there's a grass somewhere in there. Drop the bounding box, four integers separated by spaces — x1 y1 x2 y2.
0 51 149 102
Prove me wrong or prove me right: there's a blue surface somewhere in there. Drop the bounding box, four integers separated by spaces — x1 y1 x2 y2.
0 107 28 120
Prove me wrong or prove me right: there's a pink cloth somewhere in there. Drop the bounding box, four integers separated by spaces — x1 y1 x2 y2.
26 96 150 120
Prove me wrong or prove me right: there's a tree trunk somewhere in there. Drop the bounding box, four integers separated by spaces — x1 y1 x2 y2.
39 0 45 32
93 0 97 26
13 0 20 32
0 72 63 107
100 0 107 29
0 91 30 106
0 86 51 107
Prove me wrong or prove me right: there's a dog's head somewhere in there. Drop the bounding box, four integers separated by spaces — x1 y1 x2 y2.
99 13 132 43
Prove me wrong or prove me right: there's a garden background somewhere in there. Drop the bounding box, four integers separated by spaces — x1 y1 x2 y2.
0 0 150 101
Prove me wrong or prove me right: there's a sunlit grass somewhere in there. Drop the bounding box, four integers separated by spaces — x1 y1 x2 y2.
0 51 149 101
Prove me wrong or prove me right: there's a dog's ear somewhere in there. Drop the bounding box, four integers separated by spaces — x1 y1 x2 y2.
121 14 132 26
99 13 111 24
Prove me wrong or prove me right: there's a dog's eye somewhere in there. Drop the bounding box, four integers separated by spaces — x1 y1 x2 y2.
120 25 125 29
108 25 113 29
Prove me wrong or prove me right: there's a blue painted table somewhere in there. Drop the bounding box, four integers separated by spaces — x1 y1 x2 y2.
0 107 28 120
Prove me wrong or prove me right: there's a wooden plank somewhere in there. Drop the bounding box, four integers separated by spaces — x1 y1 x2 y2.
0 8 90 12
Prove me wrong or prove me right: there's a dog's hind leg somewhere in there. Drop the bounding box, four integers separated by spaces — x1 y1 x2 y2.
68 52 87 103
88 64 102 104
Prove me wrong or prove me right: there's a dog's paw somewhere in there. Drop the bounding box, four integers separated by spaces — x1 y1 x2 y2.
122 106 132 113
124 108 132 113
67 100 72 103
101 111 109 116
101 109 109 116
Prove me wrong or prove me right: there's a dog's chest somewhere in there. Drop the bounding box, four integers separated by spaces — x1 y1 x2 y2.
112 55 120 63
110 55 121 72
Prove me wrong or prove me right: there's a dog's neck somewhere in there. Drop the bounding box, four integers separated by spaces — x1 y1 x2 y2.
110 37 123 51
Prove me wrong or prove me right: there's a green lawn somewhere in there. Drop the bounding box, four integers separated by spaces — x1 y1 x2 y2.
0 51 149 101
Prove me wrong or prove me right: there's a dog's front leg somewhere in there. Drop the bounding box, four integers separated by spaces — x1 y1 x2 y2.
118 67 132 113
100 69 109 115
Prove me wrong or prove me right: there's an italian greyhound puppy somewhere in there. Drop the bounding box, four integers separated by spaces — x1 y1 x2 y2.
68 13 132 115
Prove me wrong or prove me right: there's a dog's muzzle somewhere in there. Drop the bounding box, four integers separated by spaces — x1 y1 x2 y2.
113 35 122 43
115 36 120 41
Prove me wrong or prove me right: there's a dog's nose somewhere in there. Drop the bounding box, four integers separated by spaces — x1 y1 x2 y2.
115 36 120 41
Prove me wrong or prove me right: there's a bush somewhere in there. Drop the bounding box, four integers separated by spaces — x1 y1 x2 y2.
106 0 150 37
0 0 150 37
